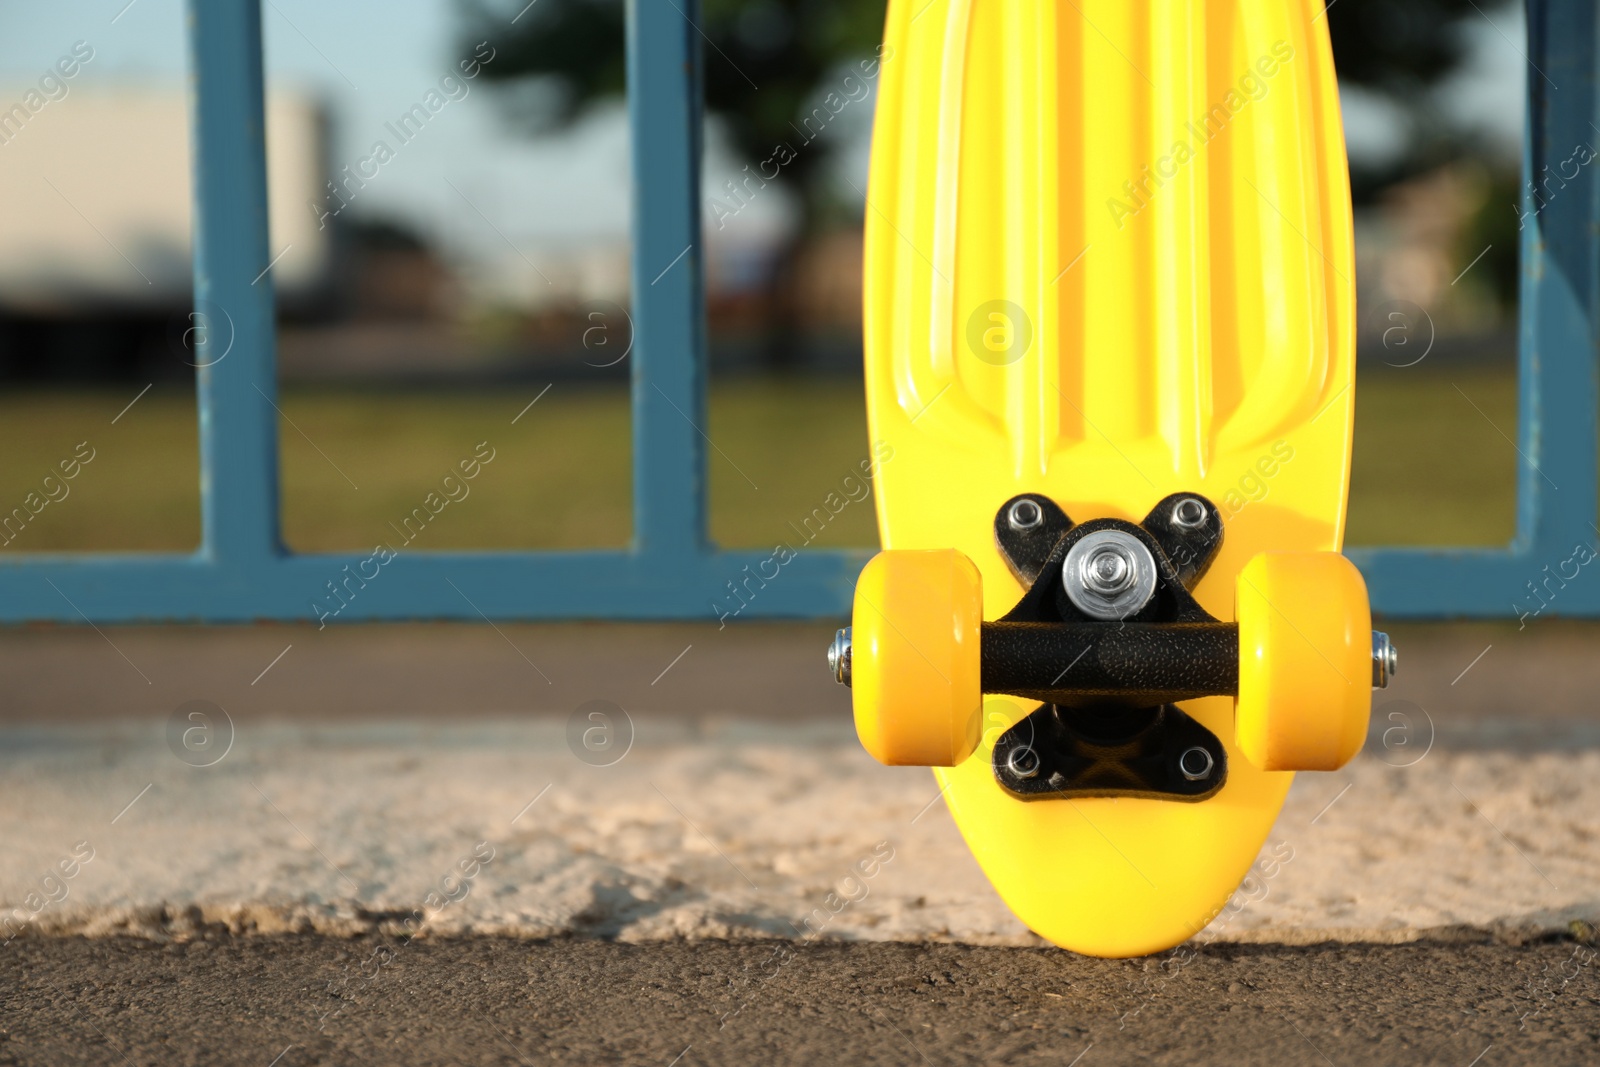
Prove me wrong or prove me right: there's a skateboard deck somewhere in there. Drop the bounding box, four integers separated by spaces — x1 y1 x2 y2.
859 0 1357 957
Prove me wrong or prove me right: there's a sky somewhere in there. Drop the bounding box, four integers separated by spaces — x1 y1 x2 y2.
0 0 792 302
0 0 1528 297
0 0 644 243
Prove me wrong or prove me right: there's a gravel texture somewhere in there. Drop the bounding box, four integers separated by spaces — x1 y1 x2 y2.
1 718 1594 946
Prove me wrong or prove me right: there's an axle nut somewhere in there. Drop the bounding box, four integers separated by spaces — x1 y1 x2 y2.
1372 631 1397 688
828 627 852 686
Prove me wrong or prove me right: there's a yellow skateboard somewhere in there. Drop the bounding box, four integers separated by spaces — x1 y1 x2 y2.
828 0 1395 957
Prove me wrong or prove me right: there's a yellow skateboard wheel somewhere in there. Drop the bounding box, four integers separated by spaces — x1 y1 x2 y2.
1235 552 1373 772
851 549 983 766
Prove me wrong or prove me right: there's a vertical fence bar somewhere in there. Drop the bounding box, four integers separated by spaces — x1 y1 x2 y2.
627 0 709 563
1517 0 1600 554
188 0 282 567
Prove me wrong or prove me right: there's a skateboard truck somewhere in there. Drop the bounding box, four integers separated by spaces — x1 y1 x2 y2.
985 491 1237 802
829 493 1396 802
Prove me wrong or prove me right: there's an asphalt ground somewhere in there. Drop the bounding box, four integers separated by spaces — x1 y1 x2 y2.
4 935 1597 1066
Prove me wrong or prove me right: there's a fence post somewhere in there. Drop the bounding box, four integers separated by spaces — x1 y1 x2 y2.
1514 0 1600 558
627 0 710 564
188 0 283 567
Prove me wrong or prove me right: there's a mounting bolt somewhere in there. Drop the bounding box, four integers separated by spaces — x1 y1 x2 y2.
1372 631 1397 688
1171 497 1207 530
1062 530 1158 620
828 627 852 687
1006 746 1041 779
1178 746 1214 782
1007 498 1044 531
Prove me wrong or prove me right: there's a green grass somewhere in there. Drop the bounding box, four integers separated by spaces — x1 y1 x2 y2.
0 368 1530 554
1346 364 1520 547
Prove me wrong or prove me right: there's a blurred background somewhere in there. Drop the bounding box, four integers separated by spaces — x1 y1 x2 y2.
0 0 1531 558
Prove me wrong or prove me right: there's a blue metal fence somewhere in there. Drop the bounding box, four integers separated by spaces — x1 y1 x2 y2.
0 0 1592 623
1347 0 1600 618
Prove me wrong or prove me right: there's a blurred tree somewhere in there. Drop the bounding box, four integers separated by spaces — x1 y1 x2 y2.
1458 167 1523 316
459 0 1503 354
457 0 885 366
1329 0 1523 311
1324 0 1491 201
1327 0 1480 90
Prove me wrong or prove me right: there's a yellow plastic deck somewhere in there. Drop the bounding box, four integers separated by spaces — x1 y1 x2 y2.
863 0 1355 957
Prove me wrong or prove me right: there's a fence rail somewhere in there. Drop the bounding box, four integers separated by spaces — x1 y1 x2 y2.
0 0 1592 623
